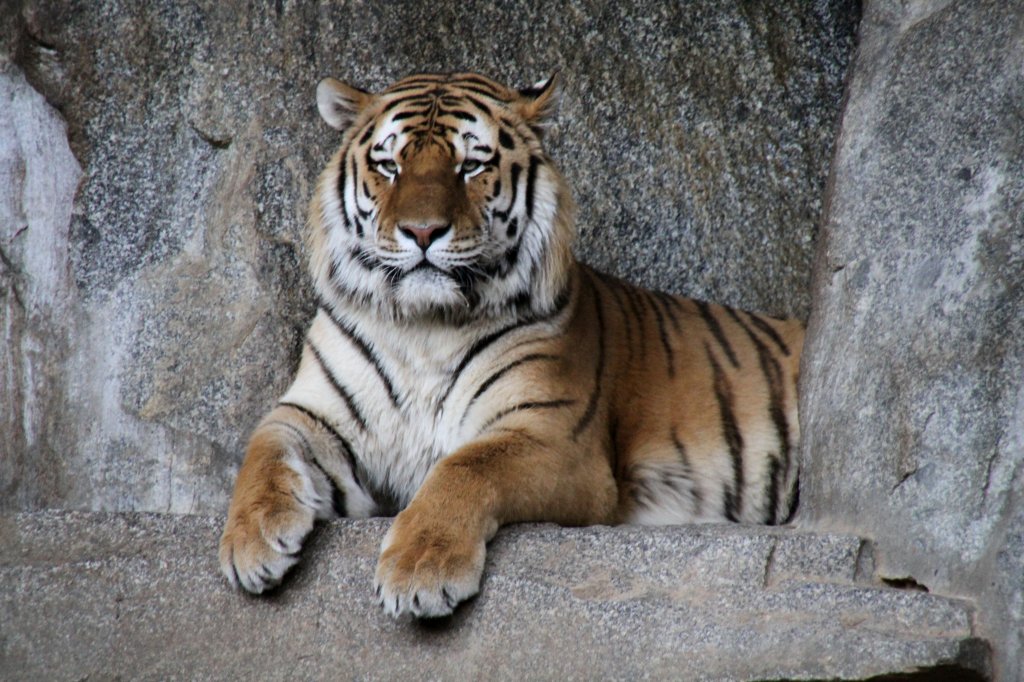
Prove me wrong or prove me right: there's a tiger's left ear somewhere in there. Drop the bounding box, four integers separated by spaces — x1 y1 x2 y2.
515 72 562 127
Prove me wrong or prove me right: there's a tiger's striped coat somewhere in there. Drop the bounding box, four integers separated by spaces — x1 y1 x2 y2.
219 72 803 618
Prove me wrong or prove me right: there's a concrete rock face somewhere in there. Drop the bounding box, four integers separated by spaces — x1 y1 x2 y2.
798 1 1024 679
1 1 857 514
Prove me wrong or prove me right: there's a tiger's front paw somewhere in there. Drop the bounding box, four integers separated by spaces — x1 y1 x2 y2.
373 510 486 619
219 498 316 595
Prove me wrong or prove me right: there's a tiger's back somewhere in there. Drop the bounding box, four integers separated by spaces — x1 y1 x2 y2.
219 71 804 618
588 269 802 526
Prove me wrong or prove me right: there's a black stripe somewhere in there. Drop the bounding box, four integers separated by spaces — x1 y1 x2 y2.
350 156 363 237
442 109 477 123
653 292 683 335
497 238 522 278
438 322 526 408
389 75 444 84
438 284 572 411
358 123 375 145
506 217 519 239
725 308 792 524
381 93 432 113
318 303 401 409
596 272 636 362
461 353 559 425
306 340 367 432
707 343 744 521
525 156 541 219
479 399 575 433
671 429 703 515
453 74 504 95
384 81 441 95
498 129 515 150
572 271 606 439
620 285 648 360
351 246 377 270
458 84 503 100
390 109 428 122
646 291 675 377
543 277 574 318
336 149 351 232
272 410 355 511
263 418 347 518
765 455 782 525
783 479 799 524
277 401 359 475
745 312 791 356
697 301 740 369
463 95 494 117
494 162 522 221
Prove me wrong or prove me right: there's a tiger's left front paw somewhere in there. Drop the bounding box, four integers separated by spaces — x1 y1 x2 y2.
373 510 486 619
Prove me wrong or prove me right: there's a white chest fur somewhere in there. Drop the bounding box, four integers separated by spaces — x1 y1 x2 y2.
280 304 514 510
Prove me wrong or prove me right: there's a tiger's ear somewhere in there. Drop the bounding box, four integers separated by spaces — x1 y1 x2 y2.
316 77 372 131
515 72 562 127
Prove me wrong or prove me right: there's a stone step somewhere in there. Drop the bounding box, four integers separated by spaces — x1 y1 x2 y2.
0 512 989 681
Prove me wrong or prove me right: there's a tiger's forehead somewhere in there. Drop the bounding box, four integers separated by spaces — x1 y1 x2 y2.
381 72 513 100
363 73 515 154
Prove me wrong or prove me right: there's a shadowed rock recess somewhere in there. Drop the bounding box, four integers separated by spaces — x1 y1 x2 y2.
0 0 1017 679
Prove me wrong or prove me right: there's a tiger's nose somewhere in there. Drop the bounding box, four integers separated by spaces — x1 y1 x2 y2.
399 223 451 250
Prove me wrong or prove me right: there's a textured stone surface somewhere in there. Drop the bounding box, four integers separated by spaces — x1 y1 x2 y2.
1 1 857 513
0 64 82 509
0 512 990 681
798 1 1024 679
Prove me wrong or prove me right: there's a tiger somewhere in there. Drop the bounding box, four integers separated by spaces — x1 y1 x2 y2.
218 71 804 618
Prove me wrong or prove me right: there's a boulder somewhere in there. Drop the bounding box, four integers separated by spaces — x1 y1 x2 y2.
798 1 1024 678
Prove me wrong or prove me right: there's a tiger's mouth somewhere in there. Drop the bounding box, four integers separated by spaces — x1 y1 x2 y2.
381 258 480 291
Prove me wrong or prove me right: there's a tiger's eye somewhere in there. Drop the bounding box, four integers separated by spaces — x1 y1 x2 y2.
461 160 482 175
377 160 399 175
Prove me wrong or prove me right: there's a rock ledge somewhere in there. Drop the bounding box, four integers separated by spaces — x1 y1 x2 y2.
0 511 989 681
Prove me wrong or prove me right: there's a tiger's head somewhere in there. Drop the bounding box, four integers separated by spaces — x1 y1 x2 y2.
308 72 575 322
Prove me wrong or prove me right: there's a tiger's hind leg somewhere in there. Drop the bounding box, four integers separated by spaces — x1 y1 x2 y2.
219 405 374 593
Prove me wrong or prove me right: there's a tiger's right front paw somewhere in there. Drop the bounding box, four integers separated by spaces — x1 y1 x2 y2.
218 499 316 594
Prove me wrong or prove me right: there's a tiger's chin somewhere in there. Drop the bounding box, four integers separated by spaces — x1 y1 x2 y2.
392 267 470 320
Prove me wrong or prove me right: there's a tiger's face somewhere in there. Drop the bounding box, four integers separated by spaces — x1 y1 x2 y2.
309 73 575 322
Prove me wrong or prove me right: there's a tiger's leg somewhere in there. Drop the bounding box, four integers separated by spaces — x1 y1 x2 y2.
219 404 375 593
374 430 617 618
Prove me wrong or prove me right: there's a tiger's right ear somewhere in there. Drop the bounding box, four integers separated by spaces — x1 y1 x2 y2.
316 78 372 131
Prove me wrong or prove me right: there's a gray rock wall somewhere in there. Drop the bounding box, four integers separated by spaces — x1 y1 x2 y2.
1 65 81 510
798 1 1024 678
1 1 858 514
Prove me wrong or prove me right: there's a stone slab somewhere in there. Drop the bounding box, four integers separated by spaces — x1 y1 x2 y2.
0 512 989 681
